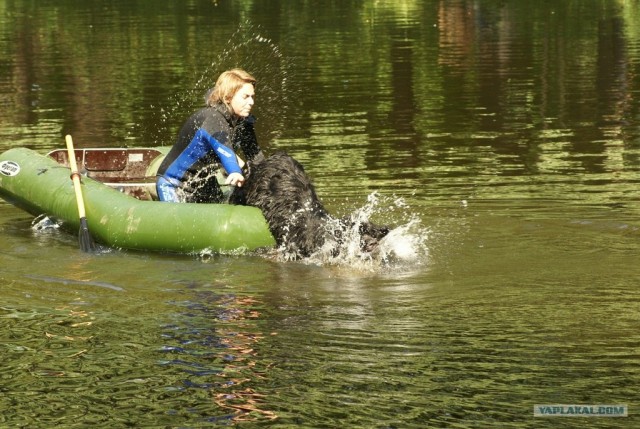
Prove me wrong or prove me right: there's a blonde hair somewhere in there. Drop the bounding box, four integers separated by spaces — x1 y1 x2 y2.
207 69 256 107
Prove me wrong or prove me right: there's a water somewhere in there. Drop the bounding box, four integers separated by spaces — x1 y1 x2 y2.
1 0 640 427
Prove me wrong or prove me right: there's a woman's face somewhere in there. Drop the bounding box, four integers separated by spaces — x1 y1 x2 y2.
229 83 255 118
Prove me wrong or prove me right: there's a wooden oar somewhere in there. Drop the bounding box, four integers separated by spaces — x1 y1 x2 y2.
65 134 96 252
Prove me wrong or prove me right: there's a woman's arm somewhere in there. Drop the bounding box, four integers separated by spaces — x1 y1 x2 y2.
194 129 243 175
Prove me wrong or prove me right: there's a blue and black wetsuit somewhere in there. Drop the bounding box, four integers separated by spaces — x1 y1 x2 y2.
156 103 263 203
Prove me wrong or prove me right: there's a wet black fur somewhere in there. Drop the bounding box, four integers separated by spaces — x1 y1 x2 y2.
230 151 390 258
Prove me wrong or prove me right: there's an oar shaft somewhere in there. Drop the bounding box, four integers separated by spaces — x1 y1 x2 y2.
65 135 87 219
64 134 96 252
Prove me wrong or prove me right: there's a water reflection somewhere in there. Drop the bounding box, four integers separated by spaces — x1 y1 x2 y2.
161 287 277 423
428 0 640 182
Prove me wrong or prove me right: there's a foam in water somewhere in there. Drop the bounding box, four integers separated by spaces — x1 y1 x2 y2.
31 214 61 231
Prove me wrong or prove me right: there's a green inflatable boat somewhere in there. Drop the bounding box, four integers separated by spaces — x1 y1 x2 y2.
0 147 275 253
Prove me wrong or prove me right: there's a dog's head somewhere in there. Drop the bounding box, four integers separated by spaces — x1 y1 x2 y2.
358 221 390 252
337 217 390 253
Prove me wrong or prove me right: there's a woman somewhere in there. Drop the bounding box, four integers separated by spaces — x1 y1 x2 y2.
156 68 265 203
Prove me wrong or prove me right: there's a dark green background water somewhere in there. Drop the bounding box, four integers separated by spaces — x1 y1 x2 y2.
1 1 639 427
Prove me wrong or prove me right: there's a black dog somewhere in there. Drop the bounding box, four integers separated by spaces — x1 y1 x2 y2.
231 151 390 259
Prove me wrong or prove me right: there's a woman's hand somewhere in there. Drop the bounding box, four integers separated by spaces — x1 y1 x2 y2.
225 172 245 187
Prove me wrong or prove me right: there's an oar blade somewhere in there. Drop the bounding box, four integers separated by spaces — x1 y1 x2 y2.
78 217 96 252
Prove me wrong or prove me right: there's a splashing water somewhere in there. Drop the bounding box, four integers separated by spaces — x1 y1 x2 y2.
31 214 61 231
277 192 430 272
376 218 428 264
140 21 296 147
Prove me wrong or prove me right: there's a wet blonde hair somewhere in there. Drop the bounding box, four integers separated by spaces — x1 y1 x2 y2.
207 68 256 108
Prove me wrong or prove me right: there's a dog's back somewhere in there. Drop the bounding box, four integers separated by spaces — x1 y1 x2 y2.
233 151 389 259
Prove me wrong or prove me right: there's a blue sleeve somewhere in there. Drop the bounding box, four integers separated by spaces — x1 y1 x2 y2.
194 129 242 175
